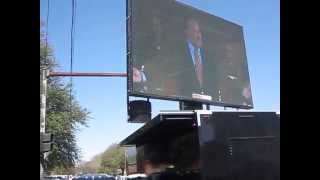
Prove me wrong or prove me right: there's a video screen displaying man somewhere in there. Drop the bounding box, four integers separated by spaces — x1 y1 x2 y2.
129 0 253 108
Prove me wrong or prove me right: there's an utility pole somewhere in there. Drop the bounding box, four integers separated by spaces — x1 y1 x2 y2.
40 67 49 179
40 68 49 134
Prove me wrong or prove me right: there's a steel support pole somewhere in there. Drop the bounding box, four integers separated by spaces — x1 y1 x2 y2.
40 68 49 179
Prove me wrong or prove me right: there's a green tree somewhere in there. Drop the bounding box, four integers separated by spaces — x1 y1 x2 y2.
78 154 103 174
40 21 90 174
99 144 125 175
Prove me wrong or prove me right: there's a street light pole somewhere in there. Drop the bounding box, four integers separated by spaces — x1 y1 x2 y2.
40 68 49 178
40 68 49 134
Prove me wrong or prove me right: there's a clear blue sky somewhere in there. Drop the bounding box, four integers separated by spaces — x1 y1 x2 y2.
40 0 279 162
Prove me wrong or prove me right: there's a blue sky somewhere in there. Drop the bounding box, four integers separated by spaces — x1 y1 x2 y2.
40 0 279 162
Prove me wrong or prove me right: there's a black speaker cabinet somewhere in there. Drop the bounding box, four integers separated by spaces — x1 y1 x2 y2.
128 100 151 123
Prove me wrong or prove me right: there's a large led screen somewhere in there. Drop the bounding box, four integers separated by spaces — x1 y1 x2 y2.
127 0 253 109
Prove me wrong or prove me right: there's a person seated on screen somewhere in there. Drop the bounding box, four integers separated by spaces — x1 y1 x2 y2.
131 14 178 96
216 42 253 106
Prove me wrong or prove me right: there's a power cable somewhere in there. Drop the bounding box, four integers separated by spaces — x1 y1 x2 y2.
69 0 77 121
42 0 50 69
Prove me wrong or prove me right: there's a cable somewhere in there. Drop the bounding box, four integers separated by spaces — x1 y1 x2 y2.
69 0 77 121
42 0 50 69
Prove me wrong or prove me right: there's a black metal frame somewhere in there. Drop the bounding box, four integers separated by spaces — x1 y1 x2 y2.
121 111 197 146
130 92 252 109
126 0 253 110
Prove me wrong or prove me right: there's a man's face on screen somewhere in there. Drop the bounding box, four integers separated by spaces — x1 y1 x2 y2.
185 19 203 48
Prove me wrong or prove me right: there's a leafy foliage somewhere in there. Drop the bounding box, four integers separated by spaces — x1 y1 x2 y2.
77 153 103 173
40 21 90 175
99 144 125 175
77 143 125 175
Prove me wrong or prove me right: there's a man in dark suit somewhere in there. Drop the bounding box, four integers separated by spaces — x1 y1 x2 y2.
170 18 217 100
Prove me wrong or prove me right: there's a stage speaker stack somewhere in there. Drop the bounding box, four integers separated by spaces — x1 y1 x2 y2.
128 100 151 123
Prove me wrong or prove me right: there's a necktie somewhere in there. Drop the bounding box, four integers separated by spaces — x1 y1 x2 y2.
194 48 203 88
